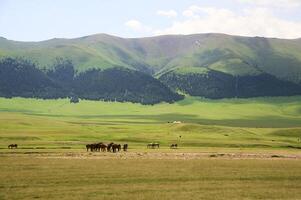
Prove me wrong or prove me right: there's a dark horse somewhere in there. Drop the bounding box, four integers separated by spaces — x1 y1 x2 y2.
8 144 18 149
94 143 104 152
123 144 128 151
86 143 102 151
100 143 107 152
153 143 160 148
170 144 178 149
112 144 121 153
86 143 107 152
107 142 114 152
147 143 159 149
86 144 93 152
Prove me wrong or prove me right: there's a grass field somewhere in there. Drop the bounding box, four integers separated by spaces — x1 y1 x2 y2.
0 96 301 150
1 154 301 200
1 96 301 199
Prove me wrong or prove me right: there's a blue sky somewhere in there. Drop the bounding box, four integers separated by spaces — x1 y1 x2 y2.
1 0 301 41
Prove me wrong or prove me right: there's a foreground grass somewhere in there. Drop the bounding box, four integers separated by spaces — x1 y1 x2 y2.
0 156 301 200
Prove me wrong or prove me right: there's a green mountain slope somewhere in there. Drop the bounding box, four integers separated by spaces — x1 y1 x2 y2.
1 33 301 100
1 33 301 81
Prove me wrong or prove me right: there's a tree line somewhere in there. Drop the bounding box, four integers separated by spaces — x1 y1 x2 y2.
159 69 301 99
0 57 183 104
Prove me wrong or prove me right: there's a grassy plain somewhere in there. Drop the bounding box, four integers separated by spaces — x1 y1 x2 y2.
1 96 301 199
0 96 301 150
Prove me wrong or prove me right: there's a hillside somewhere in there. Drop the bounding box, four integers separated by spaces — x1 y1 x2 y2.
1 33 301 101
1 33 301 80
0 58 182 104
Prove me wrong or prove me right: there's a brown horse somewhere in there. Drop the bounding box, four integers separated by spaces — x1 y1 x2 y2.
86 143 101 152
94 143 104 152
123 144 128 151
147 143 159 149
86 144 91 151
86 143 96 152
170 144 178 149
8 144 18 149
100 143 107 152
107 142 114 152
112 144 121 153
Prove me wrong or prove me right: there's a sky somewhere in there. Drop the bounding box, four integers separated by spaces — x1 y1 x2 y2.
1 0 301 41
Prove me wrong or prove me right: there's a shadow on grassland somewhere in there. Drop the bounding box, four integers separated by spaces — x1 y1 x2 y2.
269 128 301 137
175 96 301 108
6 107 300 128
62 113 301 128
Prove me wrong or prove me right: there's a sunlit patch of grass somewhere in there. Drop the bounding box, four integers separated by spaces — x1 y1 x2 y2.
0 96 301 150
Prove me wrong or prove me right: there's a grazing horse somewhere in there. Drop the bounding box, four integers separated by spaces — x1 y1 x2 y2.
86 143 100 152
107 142 114 152
8 144 18 149
99 143 107 152
86 142 107 152
94 143 104 152
86 144 96 152
123 144 128 151
112 144 121 153
91 143 97 152
147 143 159 149
147 143 153 148
86 144 91 151
170 144 178 149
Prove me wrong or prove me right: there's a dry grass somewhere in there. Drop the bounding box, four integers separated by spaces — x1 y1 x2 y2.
1 154 301 200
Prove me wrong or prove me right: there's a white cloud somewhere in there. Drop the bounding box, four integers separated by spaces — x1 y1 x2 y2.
182 5 201 18
237 0 301 8
125 20 142 30
155 6 301 39
182 9 195 18
182 5 234 19
125 19 152 32
157 10 178 18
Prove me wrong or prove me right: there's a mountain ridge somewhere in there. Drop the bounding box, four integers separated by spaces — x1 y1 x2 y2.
2 32 301 42
1 33 301 81
1 33 301 103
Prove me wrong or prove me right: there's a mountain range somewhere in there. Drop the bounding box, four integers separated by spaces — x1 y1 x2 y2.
1 33 301 104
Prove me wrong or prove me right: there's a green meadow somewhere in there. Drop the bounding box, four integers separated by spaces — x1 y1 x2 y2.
0 96 301 150
1 96 301 200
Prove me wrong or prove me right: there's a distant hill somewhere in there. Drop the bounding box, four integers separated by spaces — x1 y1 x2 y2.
1 33 301 102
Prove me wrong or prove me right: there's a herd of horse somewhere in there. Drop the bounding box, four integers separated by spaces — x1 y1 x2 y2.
86 142 178 152
7 142 178 151
147 143 178 149
86 142 128 153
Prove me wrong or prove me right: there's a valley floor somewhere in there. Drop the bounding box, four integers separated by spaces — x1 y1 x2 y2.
1 96 301 199
1 96 301 150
